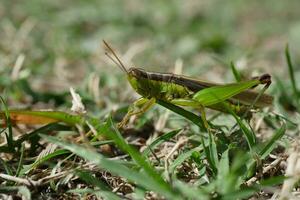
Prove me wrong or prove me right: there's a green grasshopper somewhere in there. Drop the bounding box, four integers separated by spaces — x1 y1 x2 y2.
103 41 273 129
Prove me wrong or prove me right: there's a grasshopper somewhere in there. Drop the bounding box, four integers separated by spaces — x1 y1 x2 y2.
103 41 272 129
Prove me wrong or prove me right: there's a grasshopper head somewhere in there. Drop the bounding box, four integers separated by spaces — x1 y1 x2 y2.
127 67 162 99
127 68 146 78
251 73 272 88
127 68 148 94
259 74 271 86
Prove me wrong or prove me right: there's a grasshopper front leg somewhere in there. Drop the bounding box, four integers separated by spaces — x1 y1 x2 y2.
118 97 156 128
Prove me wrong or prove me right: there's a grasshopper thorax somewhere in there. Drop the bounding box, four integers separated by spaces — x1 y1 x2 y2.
126 67 191 101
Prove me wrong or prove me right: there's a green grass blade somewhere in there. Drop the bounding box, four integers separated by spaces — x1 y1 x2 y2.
209 132 219 169
4 110 84 125
230 61 241 82
233 116 256 149
200 135 218 175
157 100 205 129
91 140 114 147
0 186 31 200
217 149 230 193
285 44 300 107
97 116 175 193
76 170 121 200
169 146 203 173
216 149 251 196
142 129 181 157
0 123 70 153
67 188 96 195
259 123 286 159
42 134 180 199
0 157 13 176
222 187 258 200
0 97 14 152
14 123 71 147
193 79 260 106
260 175 286 186
173 180 209 200
226 104 256 149
15 144 25 177
22 149 70 175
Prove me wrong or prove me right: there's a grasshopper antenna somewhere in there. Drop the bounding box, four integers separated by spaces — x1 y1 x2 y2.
103 40 128 73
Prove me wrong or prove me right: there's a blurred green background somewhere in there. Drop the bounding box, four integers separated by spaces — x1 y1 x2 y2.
0 0 299 109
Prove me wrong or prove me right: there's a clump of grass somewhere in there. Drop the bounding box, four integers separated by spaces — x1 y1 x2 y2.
0 57 295 199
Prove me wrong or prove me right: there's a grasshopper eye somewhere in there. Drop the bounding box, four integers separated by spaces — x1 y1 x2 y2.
132 71 138 77
128 68 140 77
127 68 134 75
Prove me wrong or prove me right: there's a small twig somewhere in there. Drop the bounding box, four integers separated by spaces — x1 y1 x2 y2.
280 141 300 199
0 173 39 186
0 162 101 188
149 147 161 165
164 137 188 182
246 157 284 186
11 54 25 81
88 73 101 105
254 113 266 132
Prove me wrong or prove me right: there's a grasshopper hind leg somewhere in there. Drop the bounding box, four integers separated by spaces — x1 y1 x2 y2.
118 97 156 128
198 105 210 131
170 98 212 132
